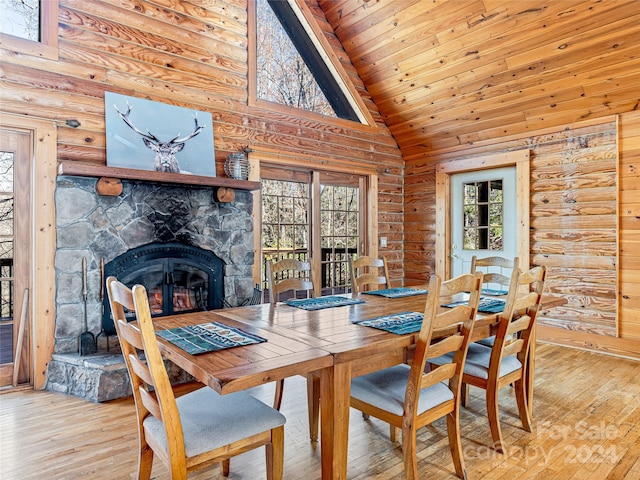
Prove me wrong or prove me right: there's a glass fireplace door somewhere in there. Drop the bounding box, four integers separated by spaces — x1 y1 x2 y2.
102 242 224 337
120 263 165 316
120 260 210 317
169 260 209 313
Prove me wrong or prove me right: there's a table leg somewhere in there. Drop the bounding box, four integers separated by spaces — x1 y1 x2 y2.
320 362 351 480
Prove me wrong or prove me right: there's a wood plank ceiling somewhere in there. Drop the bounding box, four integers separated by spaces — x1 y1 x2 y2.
318 0 640 158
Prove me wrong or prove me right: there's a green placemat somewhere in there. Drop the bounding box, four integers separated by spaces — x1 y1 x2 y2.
157 321 267 355
285 296 365 310
442 297 506 313
362 287 428 298
354 311 424 335
481 288 508 296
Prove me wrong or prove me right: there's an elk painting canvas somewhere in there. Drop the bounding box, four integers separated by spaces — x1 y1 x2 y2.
105 92 216 176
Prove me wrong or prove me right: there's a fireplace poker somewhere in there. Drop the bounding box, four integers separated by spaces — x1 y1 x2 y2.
98 258 111 351
79 257 97 355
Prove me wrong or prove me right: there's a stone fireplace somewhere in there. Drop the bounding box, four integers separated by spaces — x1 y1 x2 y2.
45 175 256 401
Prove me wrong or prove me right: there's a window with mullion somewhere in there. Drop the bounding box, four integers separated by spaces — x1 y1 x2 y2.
261 168 364 299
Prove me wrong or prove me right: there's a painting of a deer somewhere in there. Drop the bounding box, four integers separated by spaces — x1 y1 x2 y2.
114 103 204 173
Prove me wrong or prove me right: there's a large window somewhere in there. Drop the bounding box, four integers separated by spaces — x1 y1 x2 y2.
0 0 58 59
255 0 336 118
0 151 14 331
249 0 374 126
261 167 365 300
0 0 39 40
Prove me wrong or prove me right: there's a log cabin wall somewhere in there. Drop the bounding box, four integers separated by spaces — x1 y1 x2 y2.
320 0 640 358
404 117 637 357
0 0 403 385
1 0 639 377
619 111 640 343
0 0 404 261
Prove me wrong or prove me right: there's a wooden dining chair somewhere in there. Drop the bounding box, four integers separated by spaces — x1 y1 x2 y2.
470 255 519 289
470 255 520 348
266 257 316 422
430 266 547 454
106 276 286 480
349 255 390 294
267 258 315 303
349 272 482 480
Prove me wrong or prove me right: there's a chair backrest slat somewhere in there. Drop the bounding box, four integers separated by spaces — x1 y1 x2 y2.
502 339 525 359
471 255 519 288
421 362 457 389
349 255 390 294
106 276 187 466
128 351 154 387
117 319 144 349
506 315 532 337
432 306 474 331
488 266 547 374
426 334 464 360
139 386 163 420
403 272 482 419
267 258 314 303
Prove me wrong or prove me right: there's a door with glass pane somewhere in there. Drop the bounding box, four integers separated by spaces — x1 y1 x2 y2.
261 168 365 300
450 167 516 279
318 172 362 295
0 129 31 387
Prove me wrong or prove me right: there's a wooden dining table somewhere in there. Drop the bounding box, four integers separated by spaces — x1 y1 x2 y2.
153 288 566 480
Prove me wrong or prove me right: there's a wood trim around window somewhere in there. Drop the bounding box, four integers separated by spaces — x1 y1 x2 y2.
249 148 379 288
0 0 58 60
247 0 377 133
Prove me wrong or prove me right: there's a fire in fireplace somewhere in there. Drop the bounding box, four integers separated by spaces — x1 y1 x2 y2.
102 242 224 336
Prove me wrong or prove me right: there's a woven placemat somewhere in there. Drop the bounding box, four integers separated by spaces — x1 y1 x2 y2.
157 321 267 355
285 296 365 310
354 311 424 335
362 287 428 298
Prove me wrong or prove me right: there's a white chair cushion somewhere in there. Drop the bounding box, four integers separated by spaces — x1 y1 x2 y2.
430 343 522 380
351 364 453 416
143 387 286 458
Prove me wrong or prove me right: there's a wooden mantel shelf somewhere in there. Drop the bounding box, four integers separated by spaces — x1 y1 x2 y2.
57 161 261 191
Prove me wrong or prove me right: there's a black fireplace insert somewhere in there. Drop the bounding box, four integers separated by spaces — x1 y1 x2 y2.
102 242 224 336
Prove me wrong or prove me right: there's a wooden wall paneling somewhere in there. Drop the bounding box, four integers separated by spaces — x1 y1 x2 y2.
323 0 640 159
403 114 634 353
528 125 617 335
408 120 622 349
364 1 609 98
1 0 405 372
354 0 487 85
619 110 640 341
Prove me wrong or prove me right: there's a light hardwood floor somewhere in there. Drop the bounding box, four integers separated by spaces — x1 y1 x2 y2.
1 343 639 479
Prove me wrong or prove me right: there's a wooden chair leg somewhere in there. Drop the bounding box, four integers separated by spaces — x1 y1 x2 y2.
446 410 468 480
221 459 230 476
514 378 532 432
460 382 469 408
486 383 505 453
307 373 320 442
266 425 285 480
137 444 153 480
390 424 400 442
273 379 285 410
401 424 419 480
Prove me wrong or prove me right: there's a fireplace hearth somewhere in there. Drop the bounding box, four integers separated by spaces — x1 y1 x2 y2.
47 175 256 401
